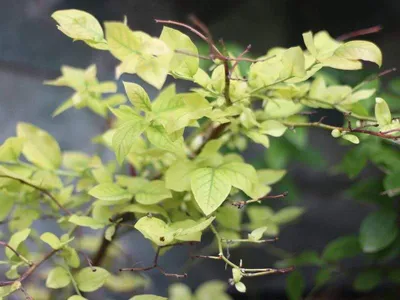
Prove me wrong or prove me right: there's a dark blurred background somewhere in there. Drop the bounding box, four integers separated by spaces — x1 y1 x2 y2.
0 1 399 299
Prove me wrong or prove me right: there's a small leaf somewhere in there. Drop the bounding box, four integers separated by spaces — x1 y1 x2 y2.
235 282 246 293
191 167 231 216
52 10 106 49
46 266 71 289
105 225 116 241
353 270 382 292
322 236 361 262
246 131 270 148
75 267 110 292
256 169 286 185
335 40 382 67
341 134 360 144
112 119 148 164
286 270 305 300
129 295 167 300
248 226 268 241
68 296 88 300
359 209 398 253
160 26 199 79
40 232 62 250
134 216 175 246
17 123 62 170
135 180 172 205
89 183 132 202
375 97 392 127
68 215 106 230
6 228 31 260
272 207 305 224
165 160 197 192
123 81 152 112
219 162 259 198
168 283 192 300
0 137 24 162
280 47 306 78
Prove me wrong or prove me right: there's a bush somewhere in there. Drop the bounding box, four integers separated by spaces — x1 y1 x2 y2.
0 9 398 300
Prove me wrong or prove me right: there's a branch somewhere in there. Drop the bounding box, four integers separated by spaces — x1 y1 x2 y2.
201 225 294 277
232 191 289 208
0 249 58 287
119 243 192 279
282 120 400 141
0 241 33 266
336 25 383 41
0 175 72 216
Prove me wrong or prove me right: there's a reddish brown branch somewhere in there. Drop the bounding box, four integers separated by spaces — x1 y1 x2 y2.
0 249 58 287
336 25 383 41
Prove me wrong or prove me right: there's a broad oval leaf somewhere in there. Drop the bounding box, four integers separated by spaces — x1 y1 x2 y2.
89 183 132 202
75 267 110 292
6 228 31 260
46 266 71 289
134 216 175 246
17 123 62 170
191 167 231 216
123 81 152 112
112 119 148 164
359 209 398 253
335 40 382 67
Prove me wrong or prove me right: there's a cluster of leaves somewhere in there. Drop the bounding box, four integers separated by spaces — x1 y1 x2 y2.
0 8 398 300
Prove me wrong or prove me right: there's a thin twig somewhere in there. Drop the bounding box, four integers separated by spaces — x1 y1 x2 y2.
0 175 72 216
232 191 289 208
336 25 383 41
119 244 190 278
0 241 33 266
0 249 58 287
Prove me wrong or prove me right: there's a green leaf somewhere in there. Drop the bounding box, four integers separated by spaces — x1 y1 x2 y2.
315 268 333 287
68 215 106 230
89 183 132 202
135 180 172 205
341 134 360 144
0 281 20 297
235 282 246 293
123 81 152 112
17 123 62 170
173 217 215 241
112 119 148 164
219 162 259 198
246 131 270 148
383 171 400 197
215 205 242 231
52 10 107 49
191 167 231 215
195 280 230 300
134 216 175 246
6 228 31 260
130 295 167 300
375 97 392 127
160 26 199 79
276 250 322 268
118 203 168 220
388 269 400 284
75 267 110 292
146 125 185 156
0 137 24 162
165 160 197 192
260 120 287 137
353 270 382 292
0 191 15 222
280 47 306 78
322 236 361 262
40 232 62 250
302 31 317 57
359 209 398 253
104 22 140 61
248 226 268 241
68 296 88 300
335 41 382 67
257 169 286 185
286 270 305 300
46 266 71 289
272 207 305 224
169 283 193 300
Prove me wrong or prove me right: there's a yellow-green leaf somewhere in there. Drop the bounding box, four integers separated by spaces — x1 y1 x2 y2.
191 167 231 216
89 183 132 202
75 267 110 292
375 97 392 127
123 81 152 112
17 123 62 170
46 266 71 289
6 228 31 260
0 137 24 162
